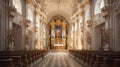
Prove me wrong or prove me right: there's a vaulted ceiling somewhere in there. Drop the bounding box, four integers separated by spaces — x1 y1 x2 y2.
36 0 83 23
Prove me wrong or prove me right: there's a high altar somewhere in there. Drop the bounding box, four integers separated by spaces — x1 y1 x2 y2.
49 16 68 49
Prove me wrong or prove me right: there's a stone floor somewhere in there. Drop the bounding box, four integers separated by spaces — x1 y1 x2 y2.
34 50 84 67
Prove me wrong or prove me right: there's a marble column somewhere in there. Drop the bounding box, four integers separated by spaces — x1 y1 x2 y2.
73 22 75 49
62 22 67 38
70 23 74 49
51 26 55 38
43 22 46 49
50 22 55 49
75 19 78 49
41 22 44 49
77 17 80 49
78 12 84 50
71 23 74 48
24 20 31 50
62 22 67 49
7 1 17 51
40 21 42 49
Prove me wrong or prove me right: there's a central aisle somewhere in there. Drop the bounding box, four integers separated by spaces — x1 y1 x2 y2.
37 51 84 67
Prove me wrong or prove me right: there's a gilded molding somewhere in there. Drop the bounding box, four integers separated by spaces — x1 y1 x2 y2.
86 20 92 28
25 19 31 28
26 0 31 4
116 6 120 15
8 6 17 20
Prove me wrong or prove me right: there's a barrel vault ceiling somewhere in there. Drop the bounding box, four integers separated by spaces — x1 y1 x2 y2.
36 0 83 23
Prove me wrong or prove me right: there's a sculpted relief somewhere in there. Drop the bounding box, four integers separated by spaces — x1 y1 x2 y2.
8 28 16 50
100 29 110 51
116 5 120 15
85 31 91 45
87 20 92 28
101 29 109 45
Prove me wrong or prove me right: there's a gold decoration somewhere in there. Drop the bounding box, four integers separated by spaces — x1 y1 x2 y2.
87 20 92 28
100 29 110 51
49 16 68 49
85 32 91 45
8 28 16 50
34 27 38 32
101 29 109 44
101 7 109 20
8 6 17 20
25 36 29 45
26 0 30 4
56 19 62 25
25 20 31 28
8 28 15 44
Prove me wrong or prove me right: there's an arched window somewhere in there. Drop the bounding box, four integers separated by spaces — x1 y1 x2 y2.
26 4 34 22
27 8 34 22
100 0 104 9
13 0 22 14
95 0 104 15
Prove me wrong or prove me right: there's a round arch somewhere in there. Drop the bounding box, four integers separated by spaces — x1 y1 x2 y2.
46 10 72 25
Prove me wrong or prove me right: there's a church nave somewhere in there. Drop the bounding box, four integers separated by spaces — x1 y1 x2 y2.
35 51 84 67
0 0 120 67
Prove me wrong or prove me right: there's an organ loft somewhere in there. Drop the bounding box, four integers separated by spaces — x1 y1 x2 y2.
0 0 120 67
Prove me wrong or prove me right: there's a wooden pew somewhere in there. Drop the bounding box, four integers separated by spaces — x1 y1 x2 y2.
101 57 120 67
92 52 120 67
0 59 14 67
0 51 29 66
0 50 48 67
69 50 120 67
0 56 22 67
114 59 120 67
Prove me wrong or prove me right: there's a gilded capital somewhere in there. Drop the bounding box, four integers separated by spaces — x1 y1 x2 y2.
62 25 66 29
35 10 39 16
25 19 31 28
51 25 55 29
87 20 92 28
79 12 84 17
26 0 31 4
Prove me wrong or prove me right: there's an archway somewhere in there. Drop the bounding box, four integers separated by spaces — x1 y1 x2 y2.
47 16 69 50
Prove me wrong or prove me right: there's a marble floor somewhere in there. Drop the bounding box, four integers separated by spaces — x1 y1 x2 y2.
35 51 84 67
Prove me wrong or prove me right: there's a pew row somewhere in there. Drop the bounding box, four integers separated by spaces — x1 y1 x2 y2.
0 50 48 67
69 50 120 67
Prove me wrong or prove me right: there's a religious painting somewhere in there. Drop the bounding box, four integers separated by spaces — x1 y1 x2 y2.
55 25 62 38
